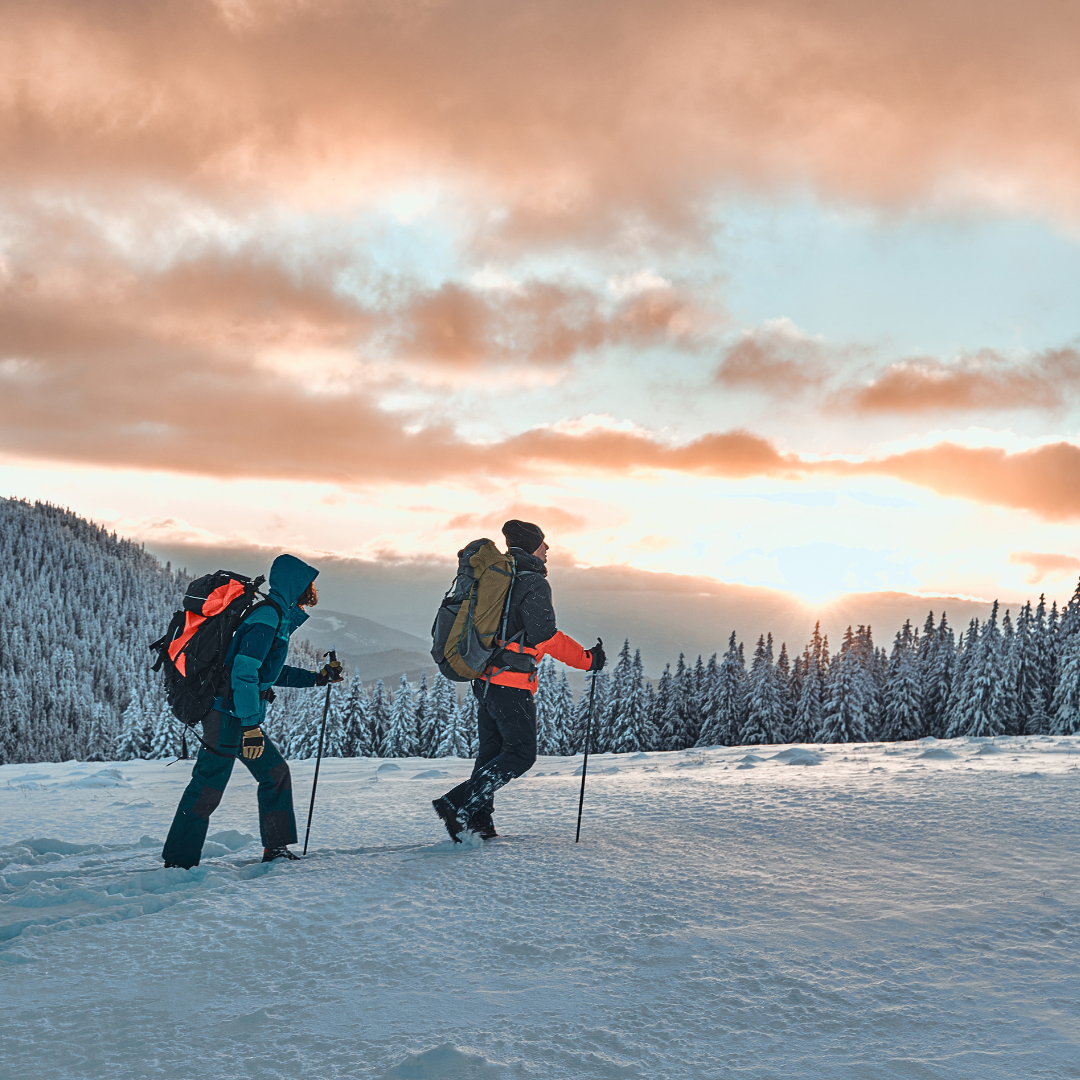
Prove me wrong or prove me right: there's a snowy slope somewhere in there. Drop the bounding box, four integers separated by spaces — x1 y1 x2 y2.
2 737 1079 1079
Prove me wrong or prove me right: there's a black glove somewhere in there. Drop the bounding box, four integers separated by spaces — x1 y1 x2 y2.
587 638 606 672
314 658 344 686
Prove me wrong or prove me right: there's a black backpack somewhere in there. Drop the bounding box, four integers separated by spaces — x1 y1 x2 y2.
150 571 279 726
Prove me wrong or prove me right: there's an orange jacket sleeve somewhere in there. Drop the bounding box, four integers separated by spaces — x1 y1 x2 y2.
534 630 592 671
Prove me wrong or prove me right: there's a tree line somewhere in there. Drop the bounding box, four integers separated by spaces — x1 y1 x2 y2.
4 497 1080 765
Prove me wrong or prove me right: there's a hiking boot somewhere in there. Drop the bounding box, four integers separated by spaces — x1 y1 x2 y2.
469 814 499 840
432 797 465 843
262 847 300 862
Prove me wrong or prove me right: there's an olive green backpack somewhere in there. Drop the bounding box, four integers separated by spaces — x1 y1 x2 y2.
430 539 520 681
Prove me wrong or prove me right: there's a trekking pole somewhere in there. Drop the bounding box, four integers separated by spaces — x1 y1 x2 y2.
575 641 602 843
303 649 337 856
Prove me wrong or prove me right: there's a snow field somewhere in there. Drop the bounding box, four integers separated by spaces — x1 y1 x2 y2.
2 736 1080 1079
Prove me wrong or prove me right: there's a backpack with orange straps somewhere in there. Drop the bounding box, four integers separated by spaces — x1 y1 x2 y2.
150 571 279 726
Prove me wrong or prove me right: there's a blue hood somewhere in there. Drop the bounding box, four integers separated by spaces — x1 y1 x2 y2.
267 554 319 624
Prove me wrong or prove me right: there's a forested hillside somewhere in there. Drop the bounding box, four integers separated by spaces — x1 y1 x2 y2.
0 499 186 763
5 498 1080 765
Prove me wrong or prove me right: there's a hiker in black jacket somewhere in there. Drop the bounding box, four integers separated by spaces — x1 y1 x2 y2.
433 519 605 841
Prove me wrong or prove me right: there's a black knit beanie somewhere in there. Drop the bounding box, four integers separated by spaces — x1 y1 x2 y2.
502 519 545 553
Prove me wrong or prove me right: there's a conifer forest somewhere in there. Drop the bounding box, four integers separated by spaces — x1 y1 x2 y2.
4 496 1080 766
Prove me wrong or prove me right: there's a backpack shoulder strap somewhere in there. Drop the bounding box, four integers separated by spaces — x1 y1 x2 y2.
242 598 283 630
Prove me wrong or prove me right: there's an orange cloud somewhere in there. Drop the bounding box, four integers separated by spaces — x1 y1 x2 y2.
392 279 694 366
0 206 696 372
445 504 588 535
715 320 832 396
1009 551 1080 585
502 427 797 478
831 442 1080 520
5 308 1080 523
842 349 1080 413
4 227 1080 518
2 0 1080 230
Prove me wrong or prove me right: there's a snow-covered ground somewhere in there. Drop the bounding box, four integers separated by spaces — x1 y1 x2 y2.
2 737 1079 1079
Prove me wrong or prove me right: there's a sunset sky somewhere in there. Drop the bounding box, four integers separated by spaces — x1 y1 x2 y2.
3 0 1080 636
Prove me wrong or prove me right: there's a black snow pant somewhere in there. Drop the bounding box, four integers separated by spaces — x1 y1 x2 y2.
162 710 296 869
442 682 537 827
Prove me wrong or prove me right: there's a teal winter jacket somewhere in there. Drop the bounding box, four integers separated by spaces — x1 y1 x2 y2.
213 553 321 726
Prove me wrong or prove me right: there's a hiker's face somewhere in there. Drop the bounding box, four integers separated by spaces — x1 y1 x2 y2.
533 540 549 563
299 582 319 609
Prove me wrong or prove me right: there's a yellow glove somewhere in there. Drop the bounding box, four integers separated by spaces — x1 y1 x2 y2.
241 726 265 760
315 659 344 685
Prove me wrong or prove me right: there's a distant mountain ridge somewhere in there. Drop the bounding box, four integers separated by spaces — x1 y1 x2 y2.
299 608 433 683
144 537 1032 679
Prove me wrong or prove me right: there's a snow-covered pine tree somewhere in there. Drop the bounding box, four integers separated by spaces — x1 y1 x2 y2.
606 642 649 753
368 680 391 757
880 623 922 741
114 699 145 760
660 655 689 750
791 650 822 744
320 679 349 758
942 619 979 737
775 642 794 741
140 704 156 761
1051 630 1080 735
461 688 480 756
571 671 609 754
915 611 936 737
642 680 656 748
816 626 870 744
287 688 326 759
649 664 677 750
1059 578 1080 638
1032 594 1055 732
631 649 655 749
741 633 784 745
338 673 369 757
851 625 882 738
600 641 628 752
432 675 470 758
1011 602 1044 735
1052 586 1080 725
84 702 113 762
435 699 470 758
920 612 954 738
697 632 745 746
414 671 432 757
946 602 1007 738
681 654 706 747
1045 599 1061 711
147 701 178 759
554 669 576 754
535 657 562 756
595 641 629 752
696 652 720 742
999 609 1021 736
384 674 418 757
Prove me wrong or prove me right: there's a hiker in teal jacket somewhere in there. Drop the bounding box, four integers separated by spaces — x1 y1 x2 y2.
162 554 342 868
